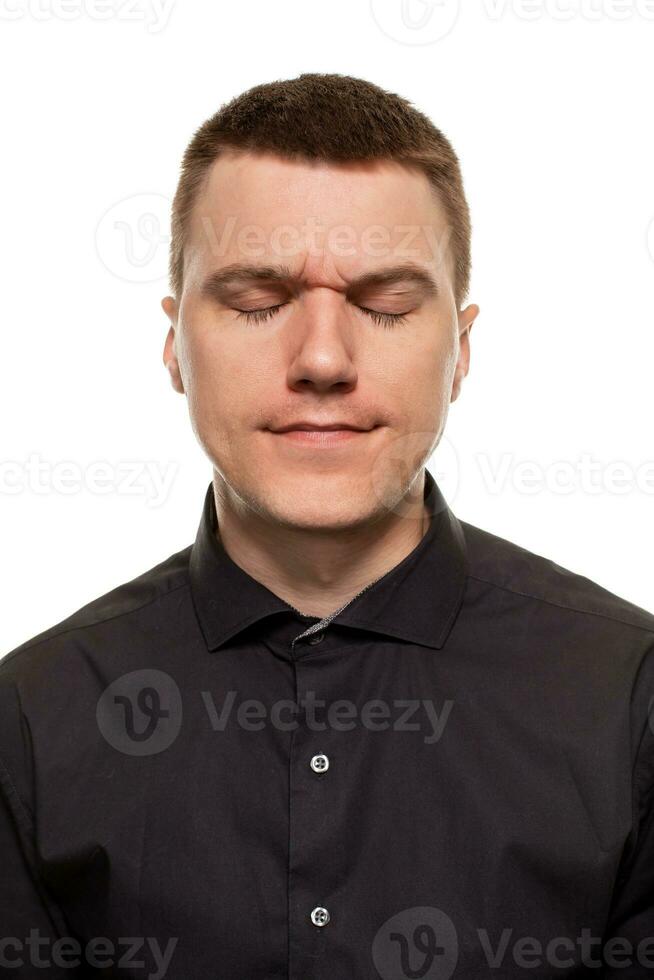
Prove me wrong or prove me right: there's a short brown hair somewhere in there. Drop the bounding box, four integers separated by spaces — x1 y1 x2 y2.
168 72 471 308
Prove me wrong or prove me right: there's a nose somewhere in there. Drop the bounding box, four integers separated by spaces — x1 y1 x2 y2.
285 289 358 395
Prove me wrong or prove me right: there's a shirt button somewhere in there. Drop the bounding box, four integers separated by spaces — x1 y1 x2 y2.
310 753 330 774
307 631 325 645
310 906 330 927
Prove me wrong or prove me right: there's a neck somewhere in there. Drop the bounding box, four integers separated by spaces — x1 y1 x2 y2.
211 471 431 619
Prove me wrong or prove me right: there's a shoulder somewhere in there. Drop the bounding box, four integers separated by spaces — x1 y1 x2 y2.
0 544 193 683
0 545 194 809
458 517 654 638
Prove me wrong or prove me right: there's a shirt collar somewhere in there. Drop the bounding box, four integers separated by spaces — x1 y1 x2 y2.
188 467 468 652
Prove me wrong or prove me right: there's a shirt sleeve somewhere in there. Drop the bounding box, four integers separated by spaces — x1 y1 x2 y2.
0 670 87 978
602 691 654 976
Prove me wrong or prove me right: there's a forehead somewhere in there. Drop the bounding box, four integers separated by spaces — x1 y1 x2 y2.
185 149 452 284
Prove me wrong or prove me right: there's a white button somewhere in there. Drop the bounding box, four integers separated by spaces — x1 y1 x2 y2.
307 631 325 645
310 906 330 927
310 753 330 774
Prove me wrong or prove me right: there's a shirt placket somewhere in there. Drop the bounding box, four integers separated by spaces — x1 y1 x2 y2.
286 576 380 976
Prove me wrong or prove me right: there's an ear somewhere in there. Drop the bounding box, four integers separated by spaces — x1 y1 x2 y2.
451 303 480 403
161 296 185 395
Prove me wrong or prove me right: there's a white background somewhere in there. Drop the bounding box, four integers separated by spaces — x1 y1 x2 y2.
1 0 653 656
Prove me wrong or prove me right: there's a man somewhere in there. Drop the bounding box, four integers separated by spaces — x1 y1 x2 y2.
1 73 653 979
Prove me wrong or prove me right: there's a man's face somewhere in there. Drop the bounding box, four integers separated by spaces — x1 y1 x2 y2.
162 149 478 530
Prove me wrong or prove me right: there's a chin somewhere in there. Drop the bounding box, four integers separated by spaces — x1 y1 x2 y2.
266 489 372 530
279 509 369 532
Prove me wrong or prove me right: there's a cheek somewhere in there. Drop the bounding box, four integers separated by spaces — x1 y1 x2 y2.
378 333 454 422
183 331 274 442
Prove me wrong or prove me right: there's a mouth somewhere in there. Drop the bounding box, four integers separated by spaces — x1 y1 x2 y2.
266 424 380 448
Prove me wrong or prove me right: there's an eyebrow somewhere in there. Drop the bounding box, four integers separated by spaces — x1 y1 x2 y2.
199 262 440 300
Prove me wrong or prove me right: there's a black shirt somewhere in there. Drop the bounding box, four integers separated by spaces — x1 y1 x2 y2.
1 468 654 979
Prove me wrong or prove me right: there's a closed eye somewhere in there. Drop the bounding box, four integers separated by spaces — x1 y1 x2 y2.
235 303 410 329
235 303 288 325
357 306 409 329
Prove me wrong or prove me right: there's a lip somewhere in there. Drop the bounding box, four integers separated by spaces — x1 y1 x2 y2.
271 422 372 433
267 425 378 448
